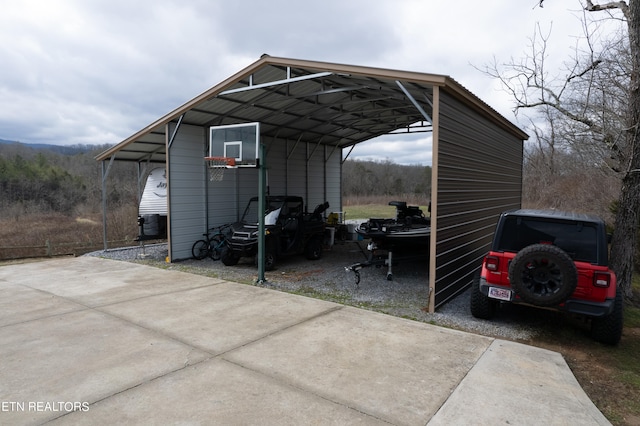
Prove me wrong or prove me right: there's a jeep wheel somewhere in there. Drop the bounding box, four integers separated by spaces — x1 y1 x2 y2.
304 238 323 260
508 244 577 307
590 288 623 345
470 272 497 319
221 248 239 266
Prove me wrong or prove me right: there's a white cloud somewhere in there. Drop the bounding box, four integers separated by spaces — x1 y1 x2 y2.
0 0 626 162
346 134 433 166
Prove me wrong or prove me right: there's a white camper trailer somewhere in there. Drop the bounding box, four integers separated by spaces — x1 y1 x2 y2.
137 167 167 240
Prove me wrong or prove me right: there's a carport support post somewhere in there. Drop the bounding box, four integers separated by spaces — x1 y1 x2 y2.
101 156 115 251
257 144 267 284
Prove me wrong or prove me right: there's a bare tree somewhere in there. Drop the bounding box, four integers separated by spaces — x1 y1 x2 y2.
484 1 637 298
580 0 639 300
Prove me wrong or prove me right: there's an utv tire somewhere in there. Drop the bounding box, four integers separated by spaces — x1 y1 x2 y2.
304 238 323 260
191 240 209 260
221 248 240 266
591 288 623 345
508 244 577 307
470 272 497 319
265 251 277 270
253 246 277 271
255 250 277 271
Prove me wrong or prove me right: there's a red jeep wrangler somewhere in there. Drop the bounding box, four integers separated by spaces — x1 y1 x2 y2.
470 209 623 345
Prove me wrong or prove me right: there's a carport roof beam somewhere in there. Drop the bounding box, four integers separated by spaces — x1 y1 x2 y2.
396 80 432 124
219 71 333 96
167 114 185 149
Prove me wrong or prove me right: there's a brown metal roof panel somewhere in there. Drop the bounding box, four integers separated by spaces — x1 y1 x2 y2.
260 56 449 86
97 55 525 163
96 123 165 161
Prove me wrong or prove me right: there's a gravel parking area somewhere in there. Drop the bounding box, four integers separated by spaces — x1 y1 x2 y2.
86 241 539 341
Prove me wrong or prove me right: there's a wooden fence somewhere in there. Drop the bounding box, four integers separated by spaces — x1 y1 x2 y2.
0 239 149 260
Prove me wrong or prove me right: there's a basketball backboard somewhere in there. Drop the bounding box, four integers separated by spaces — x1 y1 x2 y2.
209 122 259 167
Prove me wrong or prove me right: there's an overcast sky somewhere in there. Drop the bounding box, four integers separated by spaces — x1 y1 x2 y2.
0 0 619 165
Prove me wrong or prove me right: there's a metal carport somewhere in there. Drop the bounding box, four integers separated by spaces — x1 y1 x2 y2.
96 55 528 311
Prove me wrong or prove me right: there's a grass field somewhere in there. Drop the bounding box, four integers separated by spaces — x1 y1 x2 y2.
0 198 433 259
0 207 138 259
342 202 430 221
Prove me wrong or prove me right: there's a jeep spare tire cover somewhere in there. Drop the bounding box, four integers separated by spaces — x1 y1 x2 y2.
508 243 578 307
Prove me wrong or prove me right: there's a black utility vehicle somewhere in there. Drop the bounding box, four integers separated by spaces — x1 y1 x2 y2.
221 196 329 270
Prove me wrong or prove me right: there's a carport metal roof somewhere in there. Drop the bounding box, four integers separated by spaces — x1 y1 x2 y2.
96 55 527 163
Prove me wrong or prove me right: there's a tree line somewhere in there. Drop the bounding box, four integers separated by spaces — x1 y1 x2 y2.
0 142 434 217
0 152 87 215
0 140 614 219
342 159 432 201
0 142 137 219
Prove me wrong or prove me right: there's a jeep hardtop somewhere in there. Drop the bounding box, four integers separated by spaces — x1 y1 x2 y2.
470 209 623 345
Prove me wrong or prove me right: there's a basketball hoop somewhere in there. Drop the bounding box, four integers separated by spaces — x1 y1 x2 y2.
205 156 236 181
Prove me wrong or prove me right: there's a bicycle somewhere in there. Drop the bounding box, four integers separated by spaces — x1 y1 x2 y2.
191 224 232 260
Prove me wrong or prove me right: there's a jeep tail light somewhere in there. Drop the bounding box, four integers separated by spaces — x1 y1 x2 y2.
485 256 499 271
593 272 611 288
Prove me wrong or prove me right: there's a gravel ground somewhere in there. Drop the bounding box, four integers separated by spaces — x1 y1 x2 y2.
86 241 540 341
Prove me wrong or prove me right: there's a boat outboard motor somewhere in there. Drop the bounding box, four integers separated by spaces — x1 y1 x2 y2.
311 201 330 220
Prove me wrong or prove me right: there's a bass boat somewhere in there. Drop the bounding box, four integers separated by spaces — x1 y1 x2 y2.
347 201 430 284
356 201 430 250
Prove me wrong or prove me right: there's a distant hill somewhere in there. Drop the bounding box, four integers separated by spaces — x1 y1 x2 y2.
0 137 139 225
0 138 104 155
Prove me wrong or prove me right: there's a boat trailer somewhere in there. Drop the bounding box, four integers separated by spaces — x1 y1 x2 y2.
345 242 426 286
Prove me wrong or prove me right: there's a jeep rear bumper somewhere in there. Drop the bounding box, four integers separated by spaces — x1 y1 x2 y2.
559 298 615 318
479 278 615 318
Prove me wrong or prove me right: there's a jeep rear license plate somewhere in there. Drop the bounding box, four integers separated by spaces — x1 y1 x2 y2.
488 287 512 301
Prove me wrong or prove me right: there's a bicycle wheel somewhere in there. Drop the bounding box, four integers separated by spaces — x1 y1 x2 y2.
209 236 225 260
191 239 209 260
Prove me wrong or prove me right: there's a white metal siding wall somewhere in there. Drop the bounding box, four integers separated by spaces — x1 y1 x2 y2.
264 139 287 194
281 140 341 213
167 128 343 261
168 123 208 261
286 140 308 201
206 164 239 226
433 92 523 307
235 168 259 217
307 145 325 210
204 137 292 228
324 146 342 217
202 136 341 224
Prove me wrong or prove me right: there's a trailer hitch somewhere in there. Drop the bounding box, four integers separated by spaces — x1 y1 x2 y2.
345 263 364 286
345 250 394 286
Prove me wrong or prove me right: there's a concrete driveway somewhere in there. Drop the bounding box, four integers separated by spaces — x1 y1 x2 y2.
0 257 610 425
